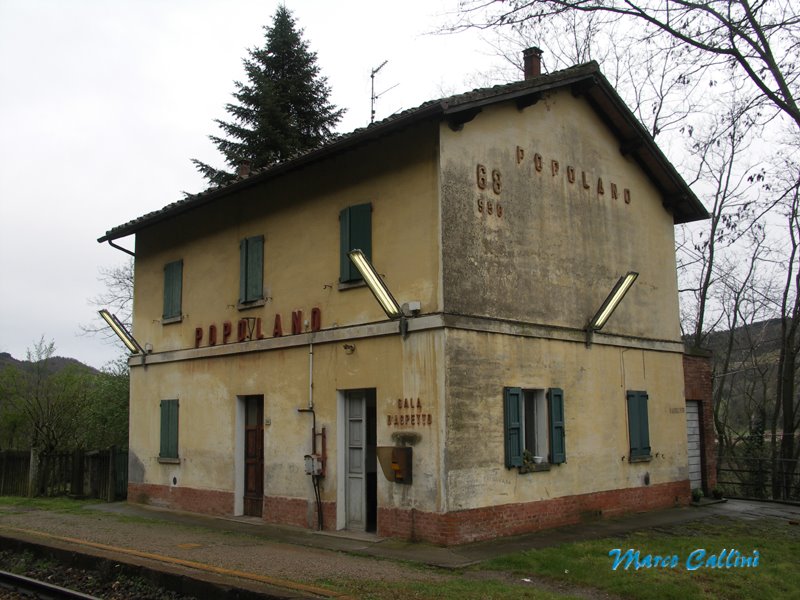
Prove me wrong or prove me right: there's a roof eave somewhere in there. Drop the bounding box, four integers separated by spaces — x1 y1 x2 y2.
575 73 708 224
98 102 446 243
99 64 707 242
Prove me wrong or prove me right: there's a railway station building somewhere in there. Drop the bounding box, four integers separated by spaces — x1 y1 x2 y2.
99 53 712 544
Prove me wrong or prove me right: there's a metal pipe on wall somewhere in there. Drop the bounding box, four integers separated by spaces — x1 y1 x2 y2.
308 342 314 409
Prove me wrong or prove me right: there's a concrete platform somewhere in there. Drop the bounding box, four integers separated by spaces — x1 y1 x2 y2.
1 498 798 598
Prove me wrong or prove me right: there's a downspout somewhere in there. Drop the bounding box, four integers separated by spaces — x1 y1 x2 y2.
308 342 314 410
106 239 135 257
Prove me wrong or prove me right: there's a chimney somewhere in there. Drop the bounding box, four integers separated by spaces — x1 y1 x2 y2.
523 47 543 80
237 160 251 179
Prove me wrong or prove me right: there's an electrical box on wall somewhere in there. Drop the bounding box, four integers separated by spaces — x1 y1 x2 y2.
376 446 412 484
304 454 324 476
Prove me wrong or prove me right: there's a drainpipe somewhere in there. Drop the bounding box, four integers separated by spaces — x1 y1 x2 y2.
106 239 135 257
308 342 314 410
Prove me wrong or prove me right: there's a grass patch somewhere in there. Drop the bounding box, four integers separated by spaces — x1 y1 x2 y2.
482 516 800 600
0 495 102 513
318 575 579 600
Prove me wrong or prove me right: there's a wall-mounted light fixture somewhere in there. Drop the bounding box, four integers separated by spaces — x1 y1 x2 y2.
585 271 638 346
348 249 419 337
99 309 145 354
347 249 402 318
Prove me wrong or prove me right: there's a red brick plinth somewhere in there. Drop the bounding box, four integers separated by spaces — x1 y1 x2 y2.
128 483 233 515
379 479 691 545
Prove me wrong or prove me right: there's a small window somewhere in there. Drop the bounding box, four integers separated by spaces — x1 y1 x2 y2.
340 203 372 283
239 235 264 304
159 399 179 460
163 260 183 321
627 390 651 459
504 387 565 468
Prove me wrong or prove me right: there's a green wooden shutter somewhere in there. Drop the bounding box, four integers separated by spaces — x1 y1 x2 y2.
163 260 183 319
340 203 372 282
239 236 264 303
639 392 651 456
339 207 350 282
160 399 179 459
246 236 264 302
548 387 566 464
239 239 247 303
504 387 523 468
627 391 650 458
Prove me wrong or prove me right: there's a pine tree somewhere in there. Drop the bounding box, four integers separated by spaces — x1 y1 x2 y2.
192 6 344 185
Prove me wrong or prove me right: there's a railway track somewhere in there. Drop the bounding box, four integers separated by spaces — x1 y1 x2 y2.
0 569 101 600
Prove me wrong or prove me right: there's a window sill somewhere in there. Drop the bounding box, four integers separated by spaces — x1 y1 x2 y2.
158 457 180 464
338 280 366 291
162 316 182 325
629 454 652 463
237 298 266 311
519 463 551 474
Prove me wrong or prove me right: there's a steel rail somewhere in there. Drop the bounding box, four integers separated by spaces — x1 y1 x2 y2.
0 569 101 600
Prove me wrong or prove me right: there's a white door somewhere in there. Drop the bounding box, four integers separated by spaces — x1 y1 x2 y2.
686 401 702 490
344 389 376 532
345 391 366 530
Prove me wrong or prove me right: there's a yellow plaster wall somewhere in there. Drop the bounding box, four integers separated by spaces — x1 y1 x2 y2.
131 122 441 355
128 328 446 512
444 329 688 510
440 90 681 342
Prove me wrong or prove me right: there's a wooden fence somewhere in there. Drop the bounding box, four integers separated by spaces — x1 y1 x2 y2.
0 451 30 496
0 448 128 501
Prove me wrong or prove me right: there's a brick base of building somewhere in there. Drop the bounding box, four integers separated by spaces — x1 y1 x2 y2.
379 479 691 545
128 484 336 530
129 480 690 545
128 483 233 516
263 495 336 530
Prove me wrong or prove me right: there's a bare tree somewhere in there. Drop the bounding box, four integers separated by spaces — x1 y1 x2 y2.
772 169 800 497
479 10 709 141
678 92 765 347
455 0 800 130
82 258 134 338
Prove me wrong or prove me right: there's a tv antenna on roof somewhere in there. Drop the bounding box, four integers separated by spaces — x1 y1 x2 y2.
370 60 398 124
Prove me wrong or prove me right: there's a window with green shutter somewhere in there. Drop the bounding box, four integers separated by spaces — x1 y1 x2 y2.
627 390 651 459
504 387 523 467
340 203 372 283
548 388 566 464
163 260 183 321
159 399 179 460
504 386 566 468
239 235 264 304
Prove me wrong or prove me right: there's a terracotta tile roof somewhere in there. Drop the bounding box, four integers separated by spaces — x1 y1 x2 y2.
98 62 705 244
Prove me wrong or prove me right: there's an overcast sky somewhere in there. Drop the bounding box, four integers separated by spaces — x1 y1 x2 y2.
0 0 506 368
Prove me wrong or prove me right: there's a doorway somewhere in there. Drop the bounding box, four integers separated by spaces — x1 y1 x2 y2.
343 389 377 532
243 395 264 517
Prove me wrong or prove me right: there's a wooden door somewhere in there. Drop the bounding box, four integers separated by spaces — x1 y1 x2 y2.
243 395 264 517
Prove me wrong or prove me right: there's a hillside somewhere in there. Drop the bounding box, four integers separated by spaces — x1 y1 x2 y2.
0 352 98 375
689 318 788 435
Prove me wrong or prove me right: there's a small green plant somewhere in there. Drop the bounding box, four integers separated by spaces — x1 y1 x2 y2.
712 487 724 499
691 487 704 502
522 449 535 467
